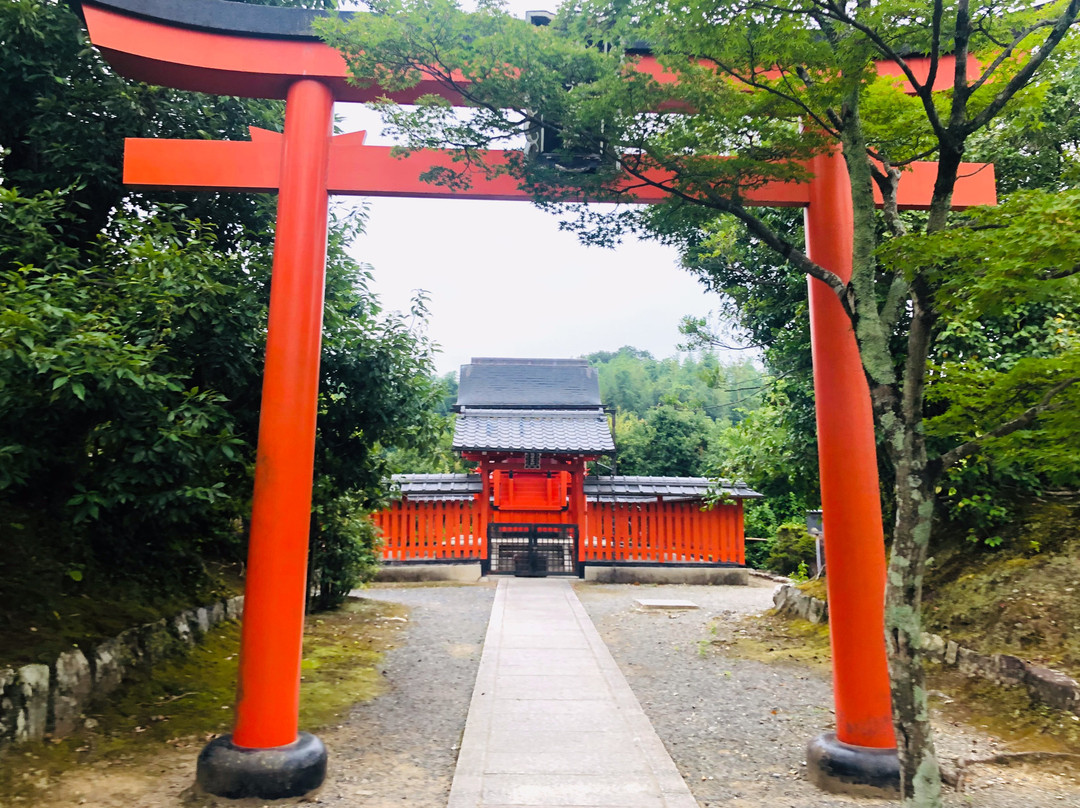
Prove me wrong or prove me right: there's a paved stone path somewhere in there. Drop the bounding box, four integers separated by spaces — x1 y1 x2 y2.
448 577 699 808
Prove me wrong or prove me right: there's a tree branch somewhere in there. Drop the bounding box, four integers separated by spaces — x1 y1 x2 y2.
964 0 1080 135
966 19 1058 97
938 377 1080 470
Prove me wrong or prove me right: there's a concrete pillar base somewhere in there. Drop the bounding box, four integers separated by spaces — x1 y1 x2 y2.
196 731 327 799
806 732 900 797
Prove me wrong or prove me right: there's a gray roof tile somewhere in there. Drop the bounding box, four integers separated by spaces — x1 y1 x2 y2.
389 473 761 500
457 358 602 408
584 475 762 500
453 408 615 454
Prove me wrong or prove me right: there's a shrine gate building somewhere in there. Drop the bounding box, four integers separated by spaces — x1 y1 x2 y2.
374 357 759 581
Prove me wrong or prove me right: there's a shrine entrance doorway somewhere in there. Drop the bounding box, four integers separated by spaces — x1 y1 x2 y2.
488 523 580 577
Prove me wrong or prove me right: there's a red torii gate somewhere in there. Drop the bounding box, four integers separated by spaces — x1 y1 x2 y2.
76 0 995 799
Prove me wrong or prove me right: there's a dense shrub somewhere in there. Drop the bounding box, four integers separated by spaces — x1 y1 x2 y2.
765 521 817 576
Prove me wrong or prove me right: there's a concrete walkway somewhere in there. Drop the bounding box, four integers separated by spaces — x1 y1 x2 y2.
448 578 699 808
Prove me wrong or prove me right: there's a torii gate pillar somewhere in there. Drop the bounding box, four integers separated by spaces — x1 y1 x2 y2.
804 147 899 792
196 78 335 798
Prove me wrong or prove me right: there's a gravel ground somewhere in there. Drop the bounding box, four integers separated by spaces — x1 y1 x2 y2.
15 578 1080 807
573 578 1080 808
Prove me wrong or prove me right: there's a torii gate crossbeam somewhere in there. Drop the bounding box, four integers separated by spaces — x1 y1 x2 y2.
75 0 996 799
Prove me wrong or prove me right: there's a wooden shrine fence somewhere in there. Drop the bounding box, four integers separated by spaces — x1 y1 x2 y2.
583 500 744 565
373 498 744 565
372 499 486 561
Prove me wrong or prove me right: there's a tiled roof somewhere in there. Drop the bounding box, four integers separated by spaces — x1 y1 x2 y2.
584 476 762 500
457 358 602 408
389 473 761 500
453 408 615 454
391 473 481 497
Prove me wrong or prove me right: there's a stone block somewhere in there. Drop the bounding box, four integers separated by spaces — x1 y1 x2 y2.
956 646 993 678
0 667 16 745
195 607 211 635
634 599 700 610
142 618 180 663
583 564 749 585
15 664 50 743
806 597 828 625
374 562 483 583
921 633 946 663
993 654 1028 687
173 612 195 646
93 636 128 693
115 627 145 668
53 650 92 735
944 640 959 666
225 596 244 621
1024 666 1080 713
772 584 793 612
208 601 226 627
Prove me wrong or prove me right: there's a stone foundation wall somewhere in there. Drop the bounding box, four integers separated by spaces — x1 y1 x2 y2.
772 584 1080 717
0 595 243 752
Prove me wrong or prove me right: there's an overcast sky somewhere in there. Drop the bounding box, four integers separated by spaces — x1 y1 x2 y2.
334 1 728 377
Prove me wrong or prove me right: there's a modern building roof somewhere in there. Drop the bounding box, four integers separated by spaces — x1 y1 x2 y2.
452 408 615 454
391 474 761 501
456 357 602 409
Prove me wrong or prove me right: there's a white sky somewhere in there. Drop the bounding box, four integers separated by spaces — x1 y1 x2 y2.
332 1 725 376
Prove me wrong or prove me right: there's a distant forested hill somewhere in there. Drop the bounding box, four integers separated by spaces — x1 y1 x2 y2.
584 346 763 424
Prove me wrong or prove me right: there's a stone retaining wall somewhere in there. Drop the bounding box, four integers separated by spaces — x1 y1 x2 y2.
0 595 243 751
772 584 1080 717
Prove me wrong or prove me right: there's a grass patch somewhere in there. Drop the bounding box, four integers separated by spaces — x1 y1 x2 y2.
730 611 1080 759
0 596 404 803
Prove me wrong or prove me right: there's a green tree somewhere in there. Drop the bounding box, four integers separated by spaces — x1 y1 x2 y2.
614 404 718 476
0 0 442 622
320 2 1080 800
585 345 764 421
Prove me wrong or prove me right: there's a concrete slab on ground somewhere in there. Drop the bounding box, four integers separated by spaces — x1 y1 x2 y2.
634 599 700 610
448 578 698 808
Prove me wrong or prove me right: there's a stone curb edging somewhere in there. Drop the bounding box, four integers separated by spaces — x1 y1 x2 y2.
772 584 1080 717
0 595 244 752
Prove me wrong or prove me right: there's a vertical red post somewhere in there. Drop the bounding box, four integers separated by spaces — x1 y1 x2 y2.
233 79 334 750
804 146 896 753
479 461 492 561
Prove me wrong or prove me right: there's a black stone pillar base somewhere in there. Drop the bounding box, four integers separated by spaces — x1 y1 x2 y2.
196 732 327 799
806 732 900 797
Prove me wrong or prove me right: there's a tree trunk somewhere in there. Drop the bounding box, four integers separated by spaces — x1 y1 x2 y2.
885 466 942 807
883 283 943 807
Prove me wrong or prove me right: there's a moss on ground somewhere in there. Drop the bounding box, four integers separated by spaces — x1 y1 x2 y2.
795 578 827 602
708 611 832 668
0 596 404 803
928 666 1080 755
